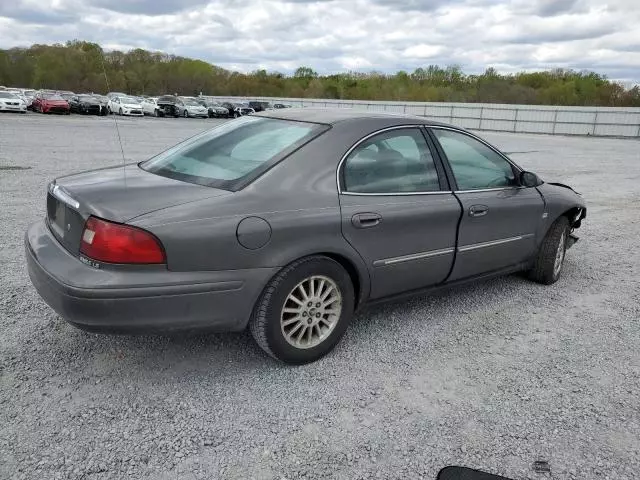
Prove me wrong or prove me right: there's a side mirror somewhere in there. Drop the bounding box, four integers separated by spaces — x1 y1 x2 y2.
520 171 542 188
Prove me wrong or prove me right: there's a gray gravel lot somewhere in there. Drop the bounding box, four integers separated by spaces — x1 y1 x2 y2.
1 113 639 480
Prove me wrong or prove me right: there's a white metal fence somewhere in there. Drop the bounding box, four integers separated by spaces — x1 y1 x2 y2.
212 96 640 138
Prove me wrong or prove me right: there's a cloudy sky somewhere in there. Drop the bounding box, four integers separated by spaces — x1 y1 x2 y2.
0 0 639 82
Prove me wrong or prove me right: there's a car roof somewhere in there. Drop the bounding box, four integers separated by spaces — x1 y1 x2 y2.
252 107 452 127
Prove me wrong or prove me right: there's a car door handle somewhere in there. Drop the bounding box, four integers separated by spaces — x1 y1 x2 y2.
469 205 489 217
352 213 382 229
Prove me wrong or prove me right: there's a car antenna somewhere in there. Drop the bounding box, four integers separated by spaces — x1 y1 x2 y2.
98 50 127 186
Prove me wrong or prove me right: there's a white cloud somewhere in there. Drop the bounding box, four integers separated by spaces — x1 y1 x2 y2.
0 0 638 82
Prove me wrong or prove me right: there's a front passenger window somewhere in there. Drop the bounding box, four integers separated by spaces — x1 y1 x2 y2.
432 129 517 191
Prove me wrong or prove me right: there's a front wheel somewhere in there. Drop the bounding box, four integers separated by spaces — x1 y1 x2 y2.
118 108 123 115
233 111 240 118
183 110 189 118
527 216 569 285
250 256 354 364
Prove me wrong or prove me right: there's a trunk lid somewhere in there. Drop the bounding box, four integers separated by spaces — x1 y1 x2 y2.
48 164 229 254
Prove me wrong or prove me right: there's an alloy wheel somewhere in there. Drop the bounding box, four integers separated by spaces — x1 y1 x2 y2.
280 275 342 350
553 230 566 277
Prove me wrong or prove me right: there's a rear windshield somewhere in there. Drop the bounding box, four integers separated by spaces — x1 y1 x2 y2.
140 116 328 190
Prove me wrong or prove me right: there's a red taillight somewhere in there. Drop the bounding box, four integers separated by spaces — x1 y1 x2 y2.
80 216 166 264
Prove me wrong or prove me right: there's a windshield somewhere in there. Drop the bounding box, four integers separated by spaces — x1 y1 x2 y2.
119 96 139 104
43 94 64 100
0 92 18 98
183 99 200 106
78 95 95 101
141 116 327 190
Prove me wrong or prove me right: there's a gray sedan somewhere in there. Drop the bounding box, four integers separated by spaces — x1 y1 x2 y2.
25 110 586 364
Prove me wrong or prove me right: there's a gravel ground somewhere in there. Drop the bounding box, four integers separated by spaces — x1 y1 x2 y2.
1 113 639 480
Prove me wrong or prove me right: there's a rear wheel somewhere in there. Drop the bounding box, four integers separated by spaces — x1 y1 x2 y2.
528 216 570 285
250 256 354 364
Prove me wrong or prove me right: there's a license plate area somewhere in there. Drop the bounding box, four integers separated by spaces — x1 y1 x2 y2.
49 198 67 238
47 193 84 253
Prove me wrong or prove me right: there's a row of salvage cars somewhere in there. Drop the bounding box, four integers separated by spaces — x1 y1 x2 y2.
0 86 292 119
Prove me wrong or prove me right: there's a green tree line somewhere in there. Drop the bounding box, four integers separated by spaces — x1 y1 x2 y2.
1 40 639 107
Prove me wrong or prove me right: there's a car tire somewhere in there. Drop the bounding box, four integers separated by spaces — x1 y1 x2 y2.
153 109 158 117
250 256 355 364
119 108 123 115
527 216 570 285
183 110 189 118
233 111 240 118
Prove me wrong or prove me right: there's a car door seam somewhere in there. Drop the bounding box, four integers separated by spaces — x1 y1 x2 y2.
440 191 465 284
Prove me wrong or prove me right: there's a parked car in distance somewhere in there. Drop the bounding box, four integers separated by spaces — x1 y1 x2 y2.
108 96 143 116
68 94 106 115
201 100 229 118
22 90 36 110
177 97 209 118
142 97 161 116
0 91 27 113
106 92 127 99
32 92 70 114
248 101 273 112
91 94 110 114
221 102 255 118
25 110 586 364
155 95 181 117
273 103 292 109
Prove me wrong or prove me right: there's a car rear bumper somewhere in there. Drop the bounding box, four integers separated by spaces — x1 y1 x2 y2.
25 220 277 334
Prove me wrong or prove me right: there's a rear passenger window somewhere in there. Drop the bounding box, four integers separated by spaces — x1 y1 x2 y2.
342 128 440 194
